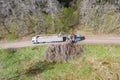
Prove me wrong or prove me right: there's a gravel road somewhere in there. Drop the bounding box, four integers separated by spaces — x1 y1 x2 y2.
0 36 120 49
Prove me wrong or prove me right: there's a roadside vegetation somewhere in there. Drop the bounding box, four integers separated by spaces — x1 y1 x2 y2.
0 0 120 40
0 44 120 80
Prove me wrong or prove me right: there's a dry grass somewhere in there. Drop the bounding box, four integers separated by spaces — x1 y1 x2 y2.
51 57 120 80
84 58 119 80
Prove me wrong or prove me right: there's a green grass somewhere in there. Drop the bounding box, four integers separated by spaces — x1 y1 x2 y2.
81 44 119 58
0 44 120 80
0 46 47 80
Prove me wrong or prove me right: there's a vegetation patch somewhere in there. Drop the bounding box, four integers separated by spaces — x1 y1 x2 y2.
0 44 120 80
1 0 120 40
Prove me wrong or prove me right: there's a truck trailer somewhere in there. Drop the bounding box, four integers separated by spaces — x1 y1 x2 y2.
32 36 66 44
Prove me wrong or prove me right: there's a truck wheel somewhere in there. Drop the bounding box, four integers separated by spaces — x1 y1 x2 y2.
32 42 36 44
81 36 85 40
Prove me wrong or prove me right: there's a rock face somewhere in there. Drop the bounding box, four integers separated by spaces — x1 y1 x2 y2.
44 43 84 63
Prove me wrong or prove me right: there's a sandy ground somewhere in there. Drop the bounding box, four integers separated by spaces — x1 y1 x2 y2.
0 36 120 49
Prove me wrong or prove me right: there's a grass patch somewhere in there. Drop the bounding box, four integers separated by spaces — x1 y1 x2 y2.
0 46 46 80
83 44 120 59
0 44 120 80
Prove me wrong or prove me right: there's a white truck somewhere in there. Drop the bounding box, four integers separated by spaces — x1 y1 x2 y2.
32 34 85 44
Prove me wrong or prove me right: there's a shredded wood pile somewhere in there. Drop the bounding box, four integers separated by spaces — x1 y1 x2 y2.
44 43 84 63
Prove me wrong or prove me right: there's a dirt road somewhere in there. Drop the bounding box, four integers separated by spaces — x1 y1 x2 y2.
0 36 120 49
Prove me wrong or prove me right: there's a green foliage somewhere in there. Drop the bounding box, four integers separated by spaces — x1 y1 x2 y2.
58 7 78 32
43 15 54 33
42 7 78 33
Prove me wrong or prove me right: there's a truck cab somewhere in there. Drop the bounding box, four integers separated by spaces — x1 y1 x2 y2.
66 34 83 43
32 36 39 44
75 34 81 42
